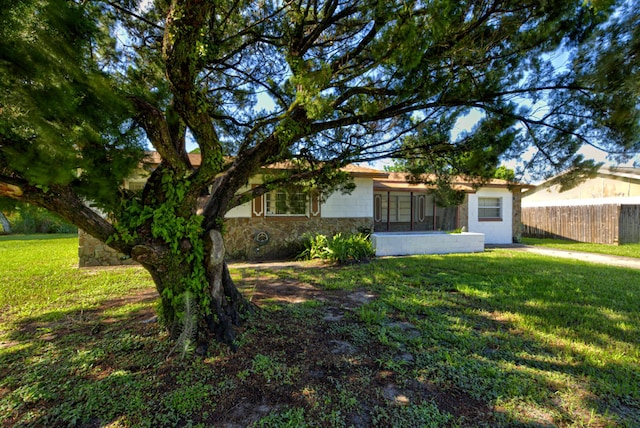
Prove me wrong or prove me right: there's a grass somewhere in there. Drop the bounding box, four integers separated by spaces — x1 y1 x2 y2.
521 237 640 259
0 234 153 319
1 235 639 426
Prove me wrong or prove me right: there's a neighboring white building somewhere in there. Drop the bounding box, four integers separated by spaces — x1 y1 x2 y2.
521 167 640 244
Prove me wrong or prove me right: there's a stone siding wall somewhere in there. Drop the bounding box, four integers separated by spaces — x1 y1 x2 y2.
224 217 373 261
78 217 373 266
78 229 137 267
458 194 469 230
511 189 523 242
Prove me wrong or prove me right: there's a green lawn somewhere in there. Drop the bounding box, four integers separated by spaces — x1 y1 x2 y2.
521 237 640 258
0 234 153 319
1 235 639 427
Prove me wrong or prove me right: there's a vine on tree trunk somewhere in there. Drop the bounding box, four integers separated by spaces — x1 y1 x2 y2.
109 170 210 326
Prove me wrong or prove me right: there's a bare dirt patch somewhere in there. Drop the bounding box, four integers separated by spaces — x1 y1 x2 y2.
2 269 500 427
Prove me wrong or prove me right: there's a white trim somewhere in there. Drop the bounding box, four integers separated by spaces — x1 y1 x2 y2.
374 194 383 222
310 193 321 217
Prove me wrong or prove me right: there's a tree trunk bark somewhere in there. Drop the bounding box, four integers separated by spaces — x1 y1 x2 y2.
138 230 254 356
202 229 254 352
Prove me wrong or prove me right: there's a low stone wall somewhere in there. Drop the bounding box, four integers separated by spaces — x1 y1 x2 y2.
78 217 373 266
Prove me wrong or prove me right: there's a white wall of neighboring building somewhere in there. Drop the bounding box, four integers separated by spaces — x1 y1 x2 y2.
467 187 513 244
321 177 373 218
523 174 640 204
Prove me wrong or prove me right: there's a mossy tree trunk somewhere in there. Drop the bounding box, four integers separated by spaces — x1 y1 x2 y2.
133 228 254 354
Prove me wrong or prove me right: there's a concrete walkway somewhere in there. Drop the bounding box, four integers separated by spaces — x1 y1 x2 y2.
228 246 640 271
487 244 640 270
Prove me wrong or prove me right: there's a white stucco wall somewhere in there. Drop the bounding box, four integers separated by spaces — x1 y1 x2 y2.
372 232 484 256
224 177 374 219
321 177 373 218
225 201 252 218
467 188 513 244
523 175 640 203
225 184 252 218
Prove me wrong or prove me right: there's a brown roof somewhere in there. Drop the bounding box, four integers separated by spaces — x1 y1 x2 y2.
374 172 532 192
142 152 533 188
142 151 216 167
142 151 388 178
374 180 475 192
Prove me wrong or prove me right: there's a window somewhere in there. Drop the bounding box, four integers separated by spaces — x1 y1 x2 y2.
266 190 307 216
127 181 146 191
478 197 502 220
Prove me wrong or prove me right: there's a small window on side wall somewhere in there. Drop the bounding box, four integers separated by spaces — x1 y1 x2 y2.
478 197 501 221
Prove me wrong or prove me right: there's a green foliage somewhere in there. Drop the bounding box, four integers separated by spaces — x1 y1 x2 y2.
492 166 516 182
0 0 144 210
383 159 410 172
298 234 330 260
1 0 639 366
168 291 198 359
371 401 452 427
111 170 208 324
253 407 307 428
5 205 77 234
521 237 640 258
299 232 374 264
250 354 299 385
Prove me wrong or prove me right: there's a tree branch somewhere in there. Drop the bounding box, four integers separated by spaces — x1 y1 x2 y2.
131 97 191 172
0 175 132 254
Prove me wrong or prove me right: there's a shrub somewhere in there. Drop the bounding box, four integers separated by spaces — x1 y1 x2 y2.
6 206 77 234
299 232 374 264
298 233 331 260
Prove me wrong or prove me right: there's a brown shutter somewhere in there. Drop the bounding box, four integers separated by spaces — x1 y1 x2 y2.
310 191 321 217
252 185 264 217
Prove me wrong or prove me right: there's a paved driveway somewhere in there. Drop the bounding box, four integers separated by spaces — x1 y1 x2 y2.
489 244 640 270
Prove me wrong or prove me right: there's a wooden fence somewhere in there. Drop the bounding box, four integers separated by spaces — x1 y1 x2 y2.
619 205 640 244
522 204 640 244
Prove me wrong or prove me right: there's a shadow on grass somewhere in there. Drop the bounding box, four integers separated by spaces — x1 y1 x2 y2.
1 253 639 427
291 253 640 426
0 291 168 427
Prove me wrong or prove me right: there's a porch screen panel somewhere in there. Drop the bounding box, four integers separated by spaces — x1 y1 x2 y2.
412 194 431 231
397 194 411 222
425 194 436 230
388 193 411 231
373 193 388 231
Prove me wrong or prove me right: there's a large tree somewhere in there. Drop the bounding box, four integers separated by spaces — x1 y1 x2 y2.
1 0 638 352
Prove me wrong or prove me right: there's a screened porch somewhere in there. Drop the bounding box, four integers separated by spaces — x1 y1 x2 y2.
373 191 460 233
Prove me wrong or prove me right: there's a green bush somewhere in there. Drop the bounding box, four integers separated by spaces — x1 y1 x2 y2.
6 206 77 234
299 232 374 264
298 234 331 260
